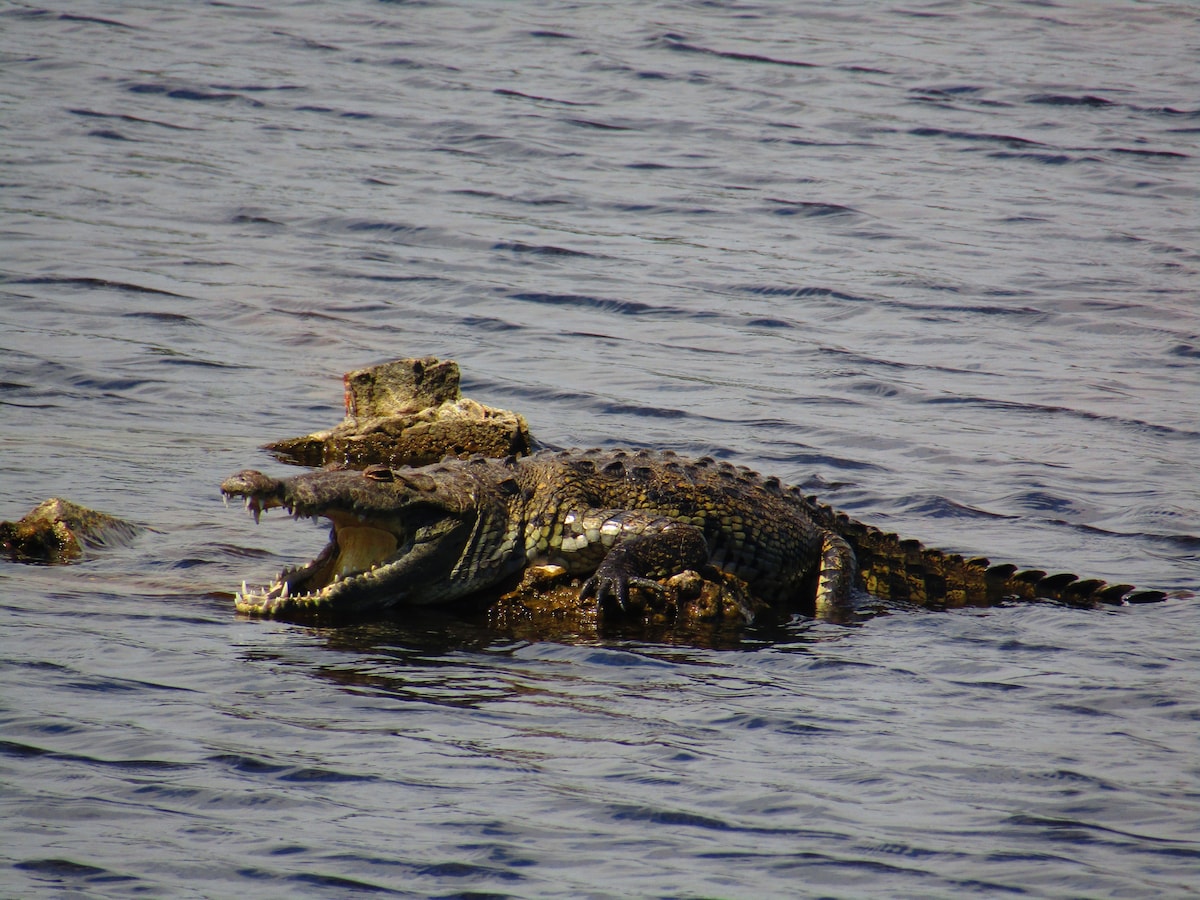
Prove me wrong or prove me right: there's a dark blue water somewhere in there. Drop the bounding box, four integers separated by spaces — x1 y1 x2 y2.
3 2 1198 896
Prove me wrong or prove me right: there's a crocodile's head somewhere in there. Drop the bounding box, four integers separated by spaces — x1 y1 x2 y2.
221 463 497 619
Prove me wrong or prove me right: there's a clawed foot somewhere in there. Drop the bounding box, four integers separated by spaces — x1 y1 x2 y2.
580 560 667 613
577 524 709 615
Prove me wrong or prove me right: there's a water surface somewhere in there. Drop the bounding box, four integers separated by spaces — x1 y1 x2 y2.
2 2 1199 896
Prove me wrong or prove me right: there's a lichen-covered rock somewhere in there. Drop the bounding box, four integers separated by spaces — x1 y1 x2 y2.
265 357 534 468
487 563 770 635
1 498 139 563
343 356 461 417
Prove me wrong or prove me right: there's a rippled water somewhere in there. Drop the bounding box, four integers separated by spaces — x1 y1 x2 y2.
3 1 1199 896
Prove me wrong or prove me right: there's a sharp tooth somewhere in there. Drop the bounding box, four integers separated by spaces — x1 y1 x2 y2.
281 582 289 599
241 580 248 597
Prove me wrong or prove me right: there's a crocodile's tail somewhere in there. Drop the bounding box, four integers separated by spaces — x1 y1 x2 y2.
799 493 1168 610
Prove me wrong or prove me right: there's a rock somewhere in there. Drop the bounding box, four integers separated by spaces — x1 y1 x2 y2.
265 357 535 468
1 498 139 563
487 564 768 634
343 356 461 417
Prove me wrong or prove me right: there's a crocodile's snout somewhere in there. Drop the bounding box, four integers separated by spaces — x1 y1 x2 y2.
221 470 291 524
220 470 282 497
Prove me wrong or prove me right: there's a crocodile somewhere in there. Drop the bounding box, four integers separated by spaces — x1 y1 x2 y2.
221 448 1167 623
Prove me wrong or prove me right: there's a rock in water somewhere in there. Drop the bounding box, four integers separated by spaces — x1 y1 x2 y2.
264 356 534 468
1 498 139 563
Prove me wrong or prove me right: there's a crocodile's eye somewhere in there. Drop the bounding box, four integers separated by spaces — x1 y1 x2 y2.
363 465 394 482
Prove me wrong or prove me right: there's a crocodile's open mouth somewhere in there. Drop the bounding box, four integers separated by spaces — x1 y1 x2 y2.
223 467 480 618
232 496 413 615
249 514 404 599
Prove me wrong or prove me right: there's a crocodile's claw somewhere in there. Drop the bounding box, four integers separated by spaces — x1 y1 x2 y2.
580 557 668 613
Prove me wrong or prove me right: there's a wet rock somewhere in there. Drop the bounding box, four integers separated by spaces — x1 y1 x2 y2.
344 356 461 417
1 498 139 563
487 563 769 636
265 356 535 468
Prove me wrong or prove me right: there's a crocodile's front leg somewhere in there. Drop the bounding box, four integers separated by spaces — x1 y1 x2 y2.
534 508 709 612
581 521 710 611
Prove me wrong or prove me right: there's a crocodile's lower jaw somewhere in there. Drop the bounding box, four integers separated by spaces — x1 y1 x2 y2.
235 518 404 616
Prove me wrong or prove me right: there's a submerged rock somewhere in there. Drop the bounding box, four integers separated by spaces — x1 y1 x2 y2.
1 497 139 564
488 564 773 635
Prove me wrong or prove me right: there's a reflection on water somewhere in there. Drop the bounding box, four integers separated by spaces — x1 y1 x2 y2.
2 1 1198 896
